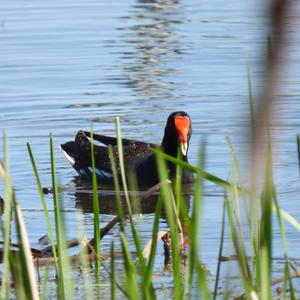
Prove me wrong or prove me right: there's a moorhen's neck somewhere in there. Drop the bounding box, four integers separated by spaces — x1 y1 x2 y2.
161 128 188 161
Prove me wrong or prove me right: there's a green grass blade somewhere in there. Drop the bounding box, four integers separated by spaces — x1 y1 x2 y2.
183 141 210 299
273 192 295 299
174 152 182 212
0 132 13 299
196 261 210 300
114 118 152 299
119 232 140 299
127 174 141 215
27 143 58 265
115 117 132 215
40 265 50 300
276 207 300 231
152 147 240 191
1 134 39 299
13 197 39 300
259 131 273 299
9 252 27 300
109 141 143 298
50 134 73 300
110 242 116 300
108 146 124 232
226 197 252 296
144 191 163 295
156 154 181 300
174 152 189 232
192 145 210 299
90 128 101 276
213 200 226 300
287 263 296 300
225 135 242 184
50 133 65 299
76 210 93 300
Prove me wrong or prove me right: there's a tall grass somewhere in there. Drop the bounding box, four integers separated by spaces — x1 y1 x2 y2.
0 132 13 299
1 133 39 300
90 128 101 277
50 134 73 299
1 113 300 299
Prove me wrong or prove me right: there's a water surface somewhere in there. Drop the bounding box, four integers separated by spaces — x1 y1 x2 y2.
1 0 300 297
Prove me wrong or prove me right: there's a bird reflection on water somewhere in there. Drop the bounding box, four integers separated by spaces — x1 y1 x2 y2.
71 177 192 217
117 0 184 101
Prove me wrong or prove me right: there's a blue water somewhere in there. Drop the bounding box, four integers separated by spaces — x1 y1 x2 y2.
1 0 300 297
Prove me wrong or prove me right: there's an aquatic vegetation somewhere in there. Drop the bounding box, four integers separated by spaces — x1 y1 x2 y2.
0 113 300 299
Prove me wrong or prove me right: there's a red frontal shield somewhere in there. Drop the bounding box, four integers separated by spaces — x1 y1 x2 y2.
174 116 190 143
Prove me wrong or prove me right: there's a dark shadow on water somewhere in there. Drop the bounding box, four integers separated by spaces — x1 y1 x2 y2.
75 191 159 215
69 177 192 217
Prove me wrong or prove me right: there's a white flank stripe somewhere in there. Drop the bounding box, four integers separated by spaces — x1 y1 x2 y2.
61 148 75 166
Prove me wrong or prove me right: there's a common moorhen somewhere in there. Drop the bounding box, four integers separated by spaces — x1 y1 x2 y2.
61 111 193 187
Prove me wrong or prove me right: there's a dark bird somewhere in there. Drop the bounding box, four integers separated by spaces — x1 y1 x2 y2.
61 111 193 187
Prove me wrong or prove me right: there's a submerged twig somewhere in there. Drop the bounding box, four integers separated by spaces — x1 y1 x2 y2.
89 216 119 248
161 230 189 269
142 231 167 260
0 180 163 261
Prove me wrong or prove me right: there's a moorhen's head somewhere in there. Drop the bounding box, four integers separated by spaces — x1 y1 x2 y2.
161 111 192 158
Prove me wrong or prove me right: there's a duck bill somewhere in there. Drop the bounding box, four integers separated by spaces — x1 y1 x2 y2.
181 142 188 156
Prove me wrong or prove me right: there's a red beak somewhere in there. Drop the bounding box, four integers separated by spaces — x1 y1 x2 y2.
174 116 190 155
174 116 189 143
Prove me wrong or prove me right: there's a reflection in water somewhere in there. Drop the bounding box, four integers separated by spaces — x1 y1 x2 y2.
74 189 192 217
75 192 191 219
118 0 184 100
71 178 192 217
75 191 160 215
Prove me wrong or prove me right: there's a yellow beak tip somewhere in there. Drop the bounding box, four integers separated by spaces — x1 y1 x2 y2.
181 142 188 156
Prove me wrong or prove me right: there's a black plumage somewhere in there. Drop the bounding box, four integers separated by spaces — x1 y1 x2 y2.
61 111 193 187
